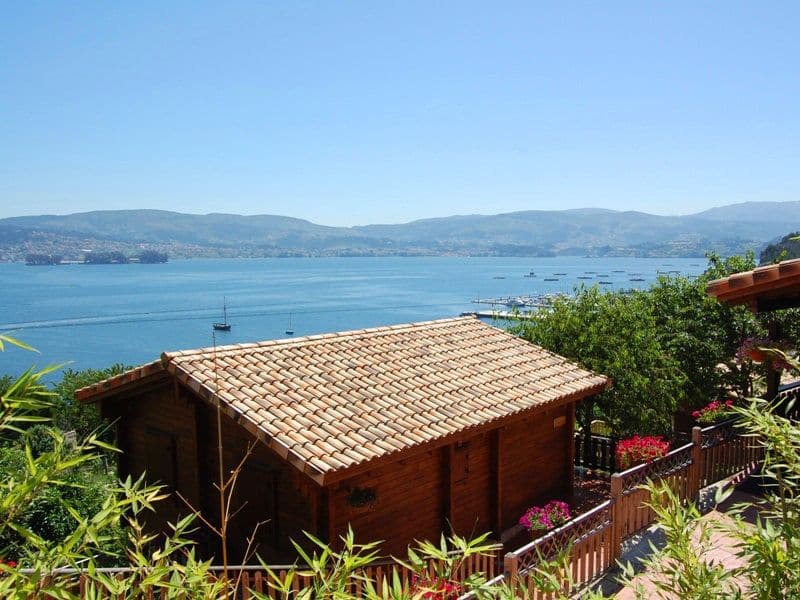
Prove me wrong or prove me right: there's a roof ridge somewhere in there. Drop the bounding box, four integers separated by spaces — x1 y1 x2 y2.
162 315 478 360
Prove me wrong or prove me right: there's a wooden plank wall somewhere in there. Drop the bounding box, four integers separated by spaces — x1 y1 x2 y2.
449 432 493 538
117 382 199 533
332 404 575 555
109 383 321 563
330 447 447 557
499 404 572 531
109 384 577 566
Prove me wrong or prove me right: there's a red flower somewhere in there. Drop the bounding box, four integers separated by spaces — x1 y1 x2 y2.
410 575 464 599
616 435 670 470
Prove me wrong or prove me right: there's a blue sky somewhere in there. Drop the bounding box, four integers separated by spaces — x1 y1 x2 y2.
1 2 798 225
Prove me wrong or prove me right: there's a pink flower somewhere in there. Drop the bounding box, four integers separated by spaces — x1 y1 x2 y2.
693 399 735 425
519 500 571 533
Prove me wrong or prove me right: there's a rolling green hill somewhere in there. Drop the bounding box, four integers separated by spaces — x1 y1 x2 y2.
1 201 798 261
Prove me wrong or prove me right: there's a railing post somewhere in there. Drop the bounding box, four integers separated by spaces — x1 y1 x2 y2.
609 473 623 563
504 552 519 587
691 426 703 500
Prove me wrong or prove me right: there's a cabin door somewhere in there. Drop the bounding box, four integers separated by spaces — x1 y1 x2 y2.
449 433 494 537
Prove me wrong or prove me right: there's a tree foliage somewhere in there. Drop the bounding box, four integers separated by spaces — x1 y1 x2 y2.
651 252 763 403
137 250 168 263
513 253 764 437
514 286 684 436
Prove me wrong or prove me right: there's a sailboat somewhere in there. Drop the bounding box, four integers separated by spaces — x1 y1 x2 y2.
213 298 232 331
285 313 294 335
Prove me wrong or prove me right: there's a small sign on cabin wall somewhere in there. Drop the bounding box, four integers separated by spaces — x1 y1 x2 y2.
553 415 567 429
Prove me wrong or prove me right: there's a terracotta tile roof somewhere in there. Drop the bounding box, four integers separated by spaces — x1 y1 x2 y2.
156 316 608 484
707 258 800 312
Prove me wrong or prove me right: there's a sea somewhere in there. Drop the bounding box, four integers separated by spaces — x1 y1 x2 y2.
0 256 705 379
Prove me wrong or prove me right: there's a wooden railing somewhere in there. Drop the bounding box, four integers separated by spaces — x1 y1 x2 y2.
699 418 762 488
65 547 502 599
574 433 617 472
474 420 764 599
503 500 614 598
611 440 697 542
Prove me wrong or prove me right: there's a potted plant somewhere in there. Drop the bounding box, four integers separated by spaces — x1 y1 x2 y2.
518 500 571 537
615 435 670 470
692 399 734 425
346 486 377 512
736 337 791 367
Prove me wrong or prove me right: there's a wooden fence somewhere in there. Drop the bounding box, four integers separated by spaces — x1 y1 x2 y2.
65 547 501 599
574 433 617 473
699 419 763 488
503 500 614 597
477 419 764 599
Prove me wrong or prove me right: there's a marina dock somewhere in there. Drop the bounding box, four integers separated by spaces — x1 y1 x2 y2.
461 310 537 321
471 293 563 309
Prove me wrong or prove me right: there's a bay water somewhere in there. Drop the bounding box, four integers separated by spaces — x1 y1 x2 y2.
0 256 705 378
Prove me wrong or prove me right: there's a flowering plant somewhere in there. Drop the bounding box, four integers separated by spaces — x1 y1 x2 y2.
692 399 734 425
736 337 792 369
410 573 464 599
615 435 670 470
519 500 571 533
0 558 16 576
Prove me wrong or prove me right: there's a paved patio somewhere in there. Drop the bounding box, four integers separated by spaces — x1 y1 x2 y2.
609 485 762 598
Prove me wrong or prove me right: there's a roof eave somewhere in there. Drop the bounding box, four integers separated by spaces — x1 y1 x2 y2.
75 360 167 403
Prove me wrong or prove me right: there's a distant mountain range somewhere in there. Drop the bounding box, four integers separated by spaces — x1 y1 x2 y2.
1 201 798 261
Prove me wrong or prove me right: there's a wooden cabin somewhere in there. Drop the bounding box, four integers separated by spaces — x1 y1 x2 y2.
78 316 609 562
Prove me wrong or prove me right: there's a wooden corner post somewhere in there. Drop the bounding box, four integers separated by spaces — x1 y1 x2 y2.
504 551 519 587
609 473 623 563
691 426 703 500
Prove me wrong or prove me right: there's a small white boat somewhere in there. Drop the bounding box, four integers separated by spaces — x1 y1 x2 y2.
213 298 231 331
